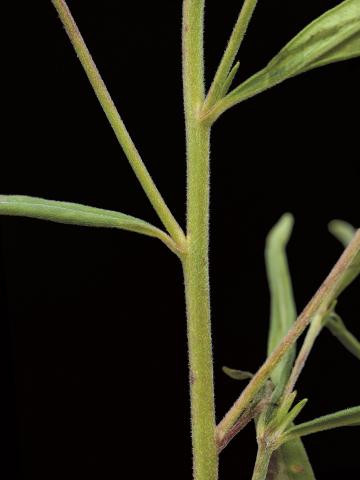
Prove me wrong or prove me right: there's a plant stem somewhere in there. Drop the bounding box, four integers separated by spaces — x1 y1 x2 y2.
326 314 360 360
203 0 258 112
251 441 272 480
217 380 273 452
217 231 360 440
283 313 324 399
284 307 360 399
51 0 186 249
182 1 218 480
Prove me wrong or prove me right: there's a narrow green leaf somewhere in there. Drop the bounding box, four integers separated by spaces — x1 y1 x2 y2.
222 366 253 380
329 220 356 247
284 406 360 441
266 213 297 394
281 399 308 433
274 391 298 426
263 216 315 478
267 438 315 480
221 61 240 97
0 195 176 251
269 394 308 436
215 0 360 118
326 313 360 360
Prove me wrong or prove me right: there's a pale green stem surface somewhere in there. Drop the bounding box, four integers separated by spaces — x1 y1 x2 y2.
282 313 324 399
203 0 258 111
251 442 273 480
50 4 360 479
51 0 186 249
217 231 360 440
327 315 360 360
182 2 218 480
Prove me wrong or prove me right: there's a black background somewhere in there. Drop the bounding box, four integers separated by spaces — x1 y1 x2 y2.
1 1 359 479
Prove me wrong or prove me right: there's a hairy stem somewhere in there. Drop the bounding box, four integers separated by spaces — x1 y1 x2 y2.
217 380 273 452
251 441 272 480
182 1 218 480
217 231 360 439
203 0 258 111
282 313 324 399
51 0 186 249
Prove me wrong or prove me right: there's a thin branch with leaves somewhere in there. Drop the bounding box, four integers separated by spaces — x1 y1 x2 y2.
1 1 359 479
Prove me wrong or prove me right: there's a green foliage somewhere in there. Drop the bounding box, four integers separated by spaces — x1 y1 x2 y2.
283 406 360 441
1 2 359 480
262 216 315 479
317 228 360 304
267 440 315 480
0 195 176 250
327 218 360 297
229 0 360 104
203 0 360 122
265 214 296 396
204 0 258 109
222 366 253 380
278 399 309 435
324 223 360 360
221 61 240 97
259 219 359 479
329 220 357 247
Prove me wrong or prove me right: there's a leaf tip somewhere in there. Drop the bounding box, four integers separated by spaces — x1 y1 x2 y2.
328 219 356 247
267 212 295 247
222 366 253 380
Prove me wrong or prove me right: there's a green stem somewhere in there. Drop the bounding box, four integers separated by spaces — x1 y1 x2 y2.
51 0 186 250
251 441 272 480
203 0 258 112
326 314 360 360
182 1 217 480
282 312 325 399
216 231 360 440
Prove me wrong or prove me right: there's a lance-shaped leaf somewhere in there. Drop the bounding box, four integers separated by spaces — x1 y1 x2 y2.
266 213 297 395
279 399 309 435
206 0 360 121
222 366 253 380
267 439 315 480
0 195 177 251
283 406 360 441
267 392 308 435
264 216 315 479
